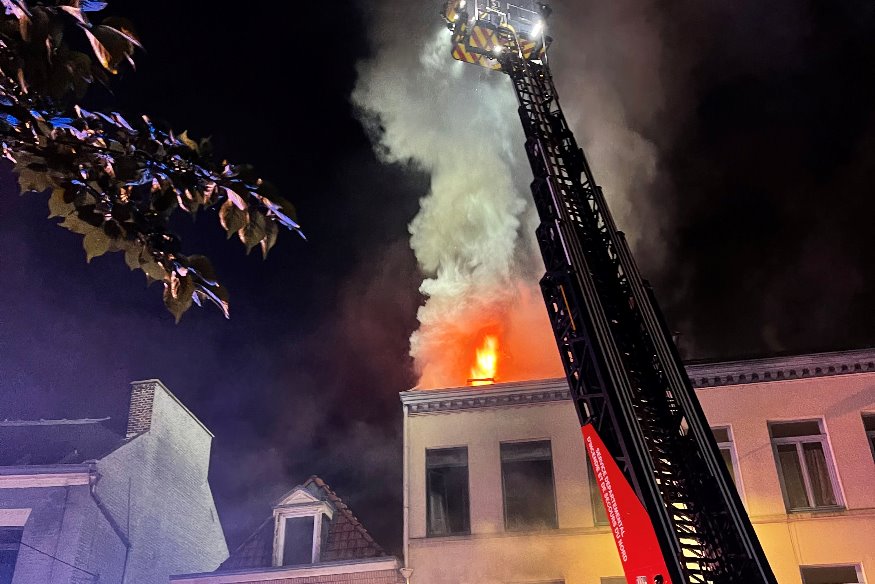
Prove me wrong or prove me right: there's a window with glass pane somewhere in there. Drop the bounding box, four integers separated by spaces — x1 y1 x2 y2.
770 420 842 511
586 451 608 526
800 564 862 584
501 440 558 531
0 528 22 584
863 414 875 463
426 447 470 536
711 426 737 485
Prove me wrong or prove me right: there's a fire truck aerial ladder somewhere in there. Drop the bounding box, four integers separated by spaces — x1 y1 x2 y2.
438 2 779 584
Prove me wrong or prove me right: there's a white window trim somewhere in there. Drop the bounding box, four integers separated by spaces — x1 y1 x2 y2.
711 424 747 505
272 501 334 567
800 562 865 584
770 419 845 512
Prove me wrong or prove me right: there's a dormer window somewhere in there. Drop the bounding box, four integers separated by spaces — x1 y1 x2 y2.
272 488 334 567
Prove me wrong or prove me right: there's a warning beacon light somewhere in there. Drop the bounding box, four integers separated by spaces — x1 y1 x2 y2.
441 0 552 70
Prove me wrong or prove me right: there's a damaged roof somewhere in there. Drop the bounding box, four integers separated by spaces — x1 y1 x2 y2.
220 475 386 570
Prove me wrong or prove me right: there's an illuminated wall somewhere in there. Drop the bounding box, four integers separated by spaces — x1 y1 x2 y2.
400 349 875 584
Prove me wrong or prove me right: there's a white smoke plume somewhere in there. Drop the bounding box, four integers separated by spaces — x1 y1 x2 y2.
353 0 671 387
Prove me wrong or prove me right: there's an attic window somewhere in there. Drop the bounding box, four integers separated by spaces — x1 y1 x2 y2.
272 492 334 568
282 517 314 566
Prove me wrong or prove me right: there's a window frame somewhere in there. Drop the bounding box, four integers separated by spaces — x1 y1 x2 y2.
425 445 471 538
711 425 745 501
769 419 844 512
586 450 609 527
499 439 559 532
272 501 333 567
863 414 875 464
800 563 864 584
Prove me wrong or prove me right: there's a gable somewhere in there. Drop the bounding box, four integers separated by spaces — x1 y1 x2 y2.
275 487 321 507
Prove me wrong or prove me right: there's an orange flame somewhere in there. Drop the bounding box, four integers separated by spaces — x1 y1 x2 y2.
469 335 499 386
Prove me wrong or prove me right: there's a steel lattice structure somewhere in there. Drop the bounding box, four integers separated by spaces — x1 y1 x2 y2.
440 2 780 583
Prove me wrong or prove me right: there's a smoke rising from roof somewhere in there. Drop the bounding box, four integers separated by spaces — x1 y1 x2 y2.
353 1 670 385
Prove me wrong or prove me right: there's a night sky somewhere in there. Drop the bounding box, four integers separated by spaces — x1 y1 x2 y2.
1 0 874 556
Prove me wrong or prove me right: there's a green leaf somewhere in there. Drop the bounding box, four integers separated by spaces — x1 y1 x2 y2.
139 253 166 282
59 215 96 235
47 188 74 218
178 130 199 153
163 272 194 323
83 228 110 262
124 244 141 270
187 254 217 283
16 164 56 193
219 199 247 238
260 219 278 259
238 210 266 254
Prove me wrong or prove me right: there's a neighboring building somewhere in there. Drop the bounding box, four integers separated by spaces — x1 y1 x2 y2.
0 379 228 584
171 476 405 584
400 348 875 584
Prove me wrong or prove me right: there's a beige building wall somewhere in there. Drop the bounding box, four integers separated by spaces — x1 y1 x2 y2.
401 350 875 584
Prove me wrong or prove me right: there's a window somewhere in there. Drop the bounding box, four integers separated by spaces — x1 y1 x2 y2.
711 426 738 485
282 516 314 566
426 447 470 536
800 564 863 584
586 451 608 526
863 414 875 463
0 528 22 584
501 440 558 531
770 420 842 511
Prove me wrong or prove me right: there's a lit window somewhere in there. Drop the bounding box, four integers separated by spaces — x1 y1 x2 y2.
0 528 22 584
769 420 842 511
800 564 863 584
426 447 470 536
586 451 608 526
711 426 738 485
501 440 558 531
863 414 875 463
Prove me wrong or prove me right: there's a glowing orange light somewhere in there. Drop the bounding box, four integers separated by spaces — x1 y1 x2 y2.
469 335 499 386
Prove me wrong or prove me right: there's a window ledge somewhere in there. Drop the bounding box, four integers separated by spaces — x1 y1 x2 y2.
425 532 471 539
787 505 846 516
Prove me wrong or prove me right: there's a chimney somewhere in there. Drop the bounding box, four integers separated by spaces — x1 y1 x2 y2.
126 380 158 438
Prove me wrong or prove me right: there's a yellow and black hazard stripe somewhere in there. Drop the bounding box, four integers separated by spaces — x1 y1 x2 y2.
519 38 538 60
451 42 479 65
468 22 499 53
451 43 502 70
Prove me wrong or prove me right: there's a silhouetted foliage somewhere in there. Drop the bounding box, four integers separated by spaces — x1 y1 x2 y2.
0 0 303 320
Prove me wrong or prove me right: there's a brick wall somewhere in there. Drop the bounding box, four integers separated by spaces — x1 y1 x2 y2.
125 381 157 438
98 379 228 584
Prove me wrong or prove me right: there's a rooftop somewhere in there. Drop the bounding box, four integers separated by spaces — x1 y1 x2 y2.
401 347 875 413
0 417 123 466
219 475 386 571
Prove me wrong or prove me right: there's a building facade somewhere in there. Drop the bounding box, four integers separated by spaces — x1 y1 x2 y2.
172 476 405 584
0 379 229 584
400 349 875 584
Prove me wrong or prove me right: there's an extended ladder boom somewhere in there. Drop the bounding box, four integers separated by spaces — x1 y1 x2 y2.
440 2 779 583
